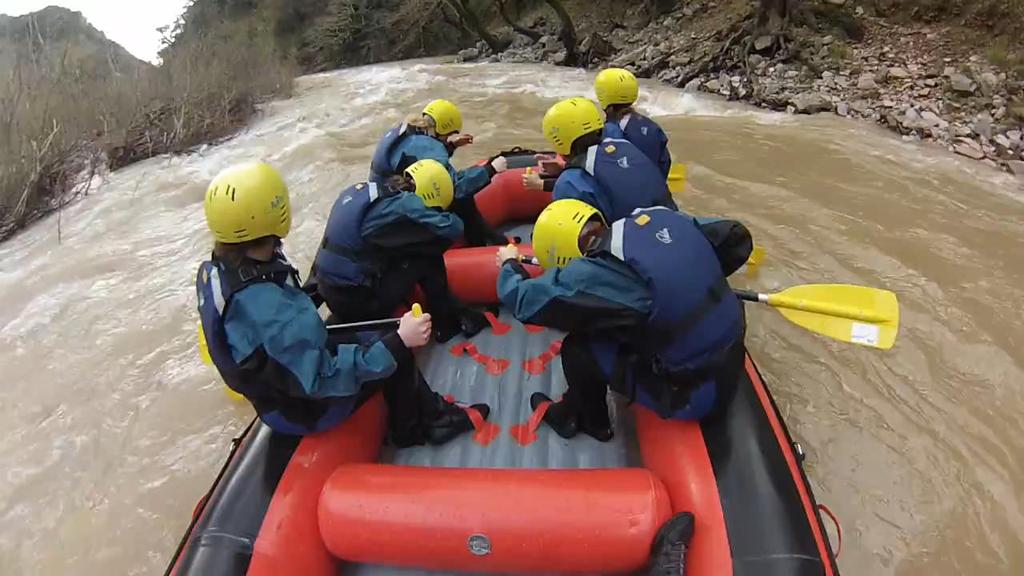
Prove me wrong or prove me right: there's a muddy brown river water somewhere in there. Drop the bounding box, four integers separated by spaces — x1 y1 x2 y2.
0 61 1022 575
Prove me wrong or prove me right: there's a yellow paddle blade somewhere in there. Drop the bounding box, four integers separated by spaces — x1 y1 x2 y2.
746 244 766 267
197 322 213 365
766 284 899 350
667 163 686 194
223 386 246 402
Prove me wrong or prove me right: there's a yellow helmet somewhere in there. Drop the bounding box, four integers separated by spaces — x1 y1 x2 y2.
541 97 604 156
594 68 639 109
422 99 463 136
204 161 291 244
404 159 454 209
532 199 604 269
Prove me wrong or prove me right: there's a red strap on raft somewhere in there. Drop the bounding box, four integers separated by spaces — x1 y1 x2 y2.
448 342 511 376
522 339 563 375
483 311 511 335
509 398 551 446
445 395 502 447
817 503 843 559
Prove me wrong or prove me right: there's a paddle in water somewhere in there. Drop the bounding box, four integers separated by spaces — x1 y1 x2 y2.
667 163 687 194
733 284 900 350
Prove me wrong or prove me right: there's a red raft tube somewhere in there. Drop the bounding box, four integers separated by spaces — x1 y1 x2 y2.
168 151 839 576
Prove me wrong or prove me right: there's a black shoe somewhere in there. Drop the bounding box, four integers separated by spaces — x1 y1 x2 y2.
459 308 490 339
648 512 695 576
579 401 614 442
433 317 462 344
424 400 490 445
530 393 578 439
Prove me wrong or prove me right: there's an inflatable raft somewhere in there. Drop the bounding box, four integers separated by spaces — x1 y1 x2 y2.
168 152 840 576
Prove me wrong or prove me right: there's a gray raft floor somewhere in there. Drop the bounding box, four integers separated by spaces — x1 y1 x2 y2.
345 309 641 576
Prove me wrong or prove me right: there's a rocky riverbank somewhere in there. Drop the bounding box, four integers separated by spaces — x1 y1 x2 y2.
458 1 1024 179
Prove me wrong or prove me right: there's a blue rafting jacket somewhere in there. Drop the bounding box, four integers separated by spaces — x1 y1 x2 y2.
368 123 492 199
553 137 676 224
197 253 404 435
313 182 464 288
497 208 744 420
603 112 672 178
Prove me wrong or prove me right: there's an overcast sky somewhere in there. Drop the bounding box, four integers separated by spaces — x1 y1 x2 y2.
2 1 191 62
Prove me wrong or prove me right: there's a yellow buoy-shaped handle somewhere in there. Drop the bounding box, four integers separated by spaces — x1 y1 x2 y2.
411 303 423 317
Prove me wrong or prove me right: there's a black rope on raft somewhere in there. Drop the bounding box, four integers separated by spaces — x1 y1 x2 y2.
162 416 259 576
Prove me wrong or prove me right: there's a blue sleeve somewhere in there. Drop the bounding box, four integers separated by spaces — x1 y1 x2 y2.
656 126 672 178
453 165 493 199
603 121 625 139
225 283 398 399
498 257 651 332
553 169 613 220
363 193 465 241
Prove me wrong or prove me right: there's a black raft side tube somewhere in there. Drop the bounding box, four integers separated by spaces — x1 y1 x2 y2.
166 420 301 576
702 352 840 576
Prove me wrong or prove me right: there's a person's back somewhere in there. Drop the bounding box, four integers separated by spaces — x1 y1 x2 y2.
553 134 675 223
595 68 673 178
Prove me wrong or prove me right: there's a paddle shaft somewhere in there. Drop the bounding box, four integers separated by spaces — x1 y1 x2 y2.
733 289 889 323
325 317 400 332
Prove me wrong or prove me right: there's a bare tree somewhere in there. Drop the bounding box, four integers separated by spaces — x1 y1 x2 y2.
543 0 578 66
443 0 510 53
496 0 542 42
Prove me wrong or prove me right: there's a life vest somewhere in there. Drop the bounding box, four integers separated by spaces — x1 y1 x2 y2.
575 138 673 222
605 207 744 419
312 182 383 288
368 123 409 184
612 113 670 178
196 254 354 435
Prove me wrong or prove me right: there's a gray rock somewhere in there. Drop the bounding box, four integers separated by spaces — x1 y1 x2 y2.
949 73 975 94
784 70 800 79
943 66 956 77
978 71 1000 95
995 134 1013 149
821 35 834 45
822 70 835 83
790 92 832 114
837 101 850 116
916 87 932 97
857 73 878 90
682 6 695 17
683 77 702 93
1007 160 1024 178
953 124 974 138
705 79 722 92
875 68 890 83
754 35 774 51
901 107 927 129
954 143 986 160
924 78 939 87
855 6 865 16
851 100 871 114
994 106 1007 121
609 45 645 67
748 54 765 68
825 0 846 5
889 67 910 79
973 113 993 139
920 110 948 128
457 47 480 62
1007 129 1023 145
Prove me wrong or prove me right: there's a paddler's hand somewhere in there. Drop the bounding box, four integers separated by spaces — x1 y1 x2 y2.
495 244 520 266
447 133 474 148
397 310 432 348
522 169 544 190
489 155 508 173
535 155 563 177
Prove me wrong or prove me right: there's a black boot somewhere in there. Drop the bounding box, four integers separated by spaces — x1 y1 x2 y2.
458 307 490 339
648 512 695 576
530 393 578 439
579 408 615 443
424 398 490 445
433 315 462 344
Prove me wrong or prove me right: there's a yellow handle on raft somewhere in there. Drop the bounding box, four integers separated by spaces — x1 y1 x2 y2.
411 303 423 317
198 321 247 402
